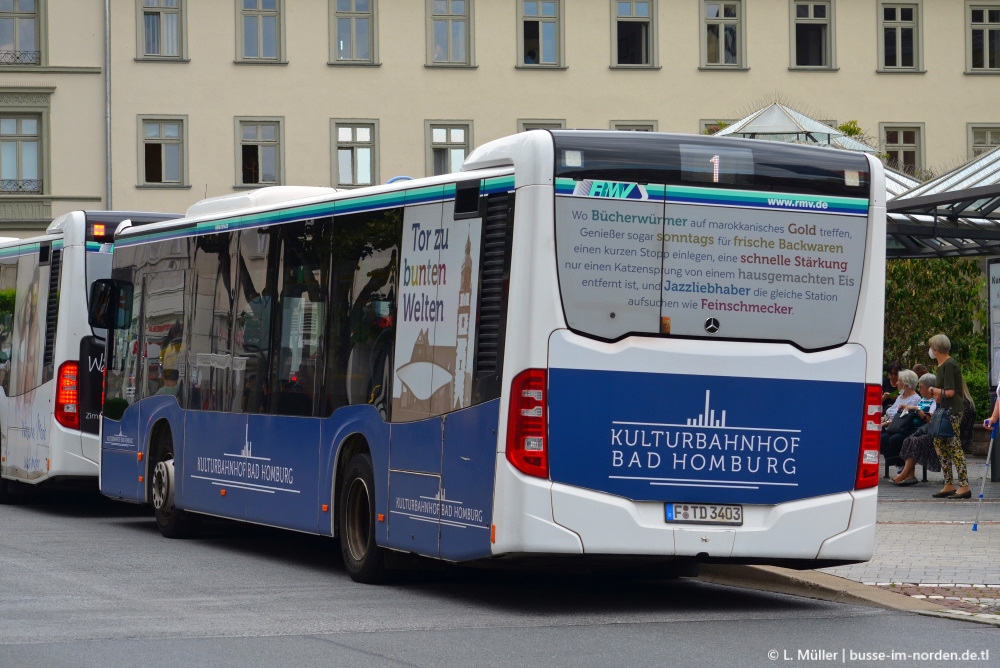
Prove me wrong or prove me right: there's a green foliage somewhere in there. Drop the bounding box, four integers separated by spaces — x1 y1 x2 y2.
703 121 729 135
0 288 13 315
884 257 989 418
836 120 864 137
965 366 991 421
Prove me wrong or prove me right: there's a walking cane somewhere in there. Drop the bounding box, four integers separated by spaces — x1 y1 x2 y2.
973 420 996 532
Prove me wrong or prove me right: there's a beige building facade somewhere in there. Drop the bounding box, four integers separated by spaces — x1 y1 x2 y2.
1 0 999 235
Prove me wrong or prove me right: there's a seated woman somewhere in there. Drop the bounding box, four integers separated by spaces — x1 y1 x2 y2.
880 369 922 467
892 373 939 485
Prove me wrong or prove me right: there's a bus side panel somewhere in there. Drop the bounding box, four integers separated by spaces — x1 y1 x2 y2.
386 469 440 557
319 405 390 541
100 406 143 501
439 399 500 561
5 386 50 481
244 414 320 533
179 411 247 521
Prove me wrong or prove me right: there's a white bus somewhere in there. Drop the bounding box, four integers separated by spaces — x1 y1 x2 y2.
93 131 885 582
0 210 178 501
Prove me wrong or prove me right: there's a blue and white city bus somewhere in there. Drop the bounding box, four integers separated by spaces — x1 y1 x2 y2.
0 210 178 501
92 131 885 582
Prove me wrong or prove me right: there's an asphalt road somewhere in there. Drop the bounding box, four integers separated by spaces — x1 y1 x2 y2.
1 490 999 668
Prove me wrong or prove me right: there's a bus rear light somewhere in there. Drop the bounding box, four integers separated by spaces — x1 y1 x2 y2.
506 368 548 479
855 384 882 490
55 361 80 430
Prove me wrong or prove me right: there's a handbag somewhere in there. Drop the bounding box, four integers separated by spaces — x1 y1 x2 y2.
885 408 919 436
927 401 954 439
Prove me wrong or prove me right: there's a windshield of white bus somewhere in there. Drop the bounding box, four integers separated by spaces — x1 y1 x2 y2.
552 133 872 350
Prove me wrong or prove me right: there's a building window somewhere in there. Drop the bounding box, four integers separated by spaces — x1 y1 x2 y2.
428 0 471 65
518 119 565 131
614 1 653 67
0 0 38 65
791 1 834 68
702 1 743 68
879 3 919 70
701 119 737 134
239 0 282 62
426 122 471 176
519 0 562 66
140 117 185 186
970 125 1000 157
0 115 39 192
140 0 183 59
882 125 922 175
334 121 377 187
237 119 281 186
332 0 375 64
969 4 1000 71
611 121 657 131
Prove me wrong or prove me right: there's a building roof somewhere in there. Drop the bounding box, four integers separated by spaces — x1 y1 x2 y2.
886 145 1000 258
714 102 878 153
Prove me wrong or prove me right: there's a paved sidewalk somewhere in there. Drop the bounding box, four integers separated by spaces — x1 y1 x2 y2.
818 454 1000 617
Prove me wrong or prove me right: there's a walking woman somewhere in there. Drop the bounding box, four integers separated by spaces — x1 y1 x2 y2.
928 334 972 499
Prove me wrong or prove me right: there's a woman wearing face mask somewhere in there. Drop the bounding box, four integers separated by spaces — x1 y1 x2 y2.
928 334 971 499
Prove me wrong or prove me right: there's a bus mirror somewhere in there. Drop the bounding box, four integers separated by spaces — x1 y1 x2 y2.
88 280 115 329
89 280 133 330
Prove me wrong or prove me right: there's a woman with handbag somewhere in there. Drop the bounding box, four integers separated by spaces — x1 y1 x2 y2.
880 369 922 469
892 373 941 485
928 334 971 499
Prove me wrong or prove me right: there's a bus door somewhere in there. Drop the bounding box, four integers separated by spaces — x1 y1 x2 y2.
243 221 326 532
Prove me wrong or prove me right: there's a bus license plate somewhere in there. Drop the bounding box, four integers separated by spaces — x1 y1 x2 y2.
666 503 743 526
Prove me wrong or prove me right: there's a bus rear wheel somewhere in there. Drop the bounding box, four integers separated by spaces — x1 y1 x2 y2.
339 453 388 583
151 448 199 539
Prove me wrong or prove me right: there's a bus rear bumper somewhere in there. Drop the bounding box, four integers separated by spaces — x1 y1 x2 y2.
547 482 876 562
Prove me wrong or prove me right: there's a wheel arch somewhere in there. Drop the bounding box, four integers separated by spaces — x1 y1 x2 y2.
145 417 175 504
332 432 371 537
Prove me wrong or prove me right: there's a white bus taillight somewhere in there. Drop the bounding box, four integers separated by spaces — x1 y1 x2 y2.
55 361 80 430
506 368 548 479
855 384 882 489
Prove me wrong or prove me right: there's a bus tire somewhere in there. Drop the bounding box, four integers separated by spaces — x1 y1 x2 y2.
339 453 388 584
151 446 199 539
0 476 13 504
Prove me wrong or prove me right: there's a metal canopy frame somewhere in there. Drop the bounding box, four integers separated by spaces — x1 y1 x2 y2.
886 184 1000 259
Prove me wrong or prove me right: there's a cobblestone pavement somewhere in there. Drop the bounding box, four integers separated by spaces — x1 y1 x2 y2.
820 455 1000 615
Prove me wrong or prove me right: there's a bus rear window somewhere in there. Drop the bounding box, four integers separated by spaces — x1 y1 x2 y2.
554 178 869 349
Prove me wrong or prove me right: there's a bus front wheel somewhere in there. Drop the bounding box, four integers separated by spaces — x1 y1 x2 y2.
151 450 199 539
339 453 388 583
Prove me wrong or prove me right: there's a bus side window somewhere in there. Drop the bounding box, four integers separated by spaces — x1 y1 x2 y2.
188 233 233 411
272 219 331 417
234 228 275 414
0 254 17 394
326 208 402 420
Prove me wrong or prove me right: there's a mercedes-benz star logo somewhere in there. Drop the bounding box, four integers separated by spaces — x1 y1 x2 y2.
704 317 720 334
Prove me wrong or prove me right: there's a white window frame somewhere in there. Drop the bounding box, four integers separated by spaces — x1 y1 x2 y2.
700 1 746 69
332 119 378 187
967 2 1000 73
789 0 836 69
236 0 286 64
517 0 565 68
612 1 657 68
137 115 188 188
877 1 922 72
880 122 924 176
0 0 41 66
426 0 474 67
425 120 472 176
968 123 1000 158
136 0 187 61
330 0 378 65
0 112 41 193
611 120 658 132
518 118 566 132
235 116 283 188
